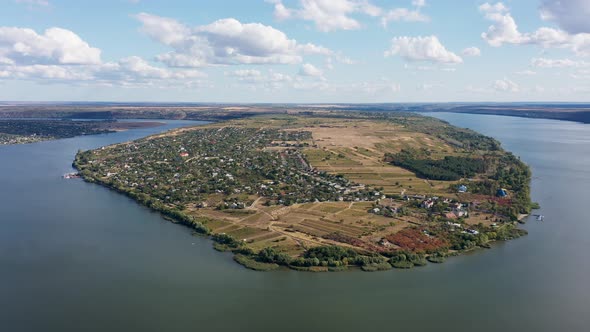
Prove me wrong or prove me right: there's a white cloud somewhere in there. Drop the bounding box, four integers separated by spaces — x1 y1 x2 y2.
227 68 294 90
403 64 457 72
479 2 526 46
570 69 590 79
516 70 537 75
134 13 331 66
154 53 206 68
297 43 333 56
0 55 205 88
540 0 590 34
276 0 367 32
0 24 208 88
299 63 323 77
357 80 400 94
112 56 204 80
0 27 101 65
493 78 519 92
270 0 429 32
5 64 92 80
381 8 429 27
479 2 590 56
135 12 189 46
462 47 481 57
531 57 590 68
95 57 206 88
229 69 262 78
385 36 463 64
412 0 426 8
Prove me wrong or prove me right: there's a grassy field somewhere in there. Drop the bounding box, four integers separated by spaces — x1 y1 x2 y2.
150 116 490 255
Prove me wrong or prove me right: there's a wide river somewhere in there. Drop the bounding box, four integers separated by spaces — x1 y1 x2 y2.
1 114 589 332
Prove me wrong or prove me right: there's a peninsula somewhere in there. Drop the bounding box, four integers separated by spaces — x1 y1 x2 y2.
74 111 535 272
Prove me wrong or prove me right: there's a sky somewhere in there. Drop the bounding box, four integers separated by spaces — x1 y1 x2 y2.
1 0 590 103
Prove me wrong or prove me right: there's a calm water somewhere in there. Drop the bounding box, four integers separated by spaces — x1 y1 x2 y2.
0 114 589 332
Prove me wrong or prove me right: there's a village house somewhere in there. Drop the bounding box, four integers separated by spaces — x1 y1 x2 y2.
421 199 435 209
378 238 393 247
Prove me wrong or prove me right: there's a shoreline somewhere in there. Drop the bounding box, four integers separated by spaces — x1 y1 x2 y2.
0 120 165 146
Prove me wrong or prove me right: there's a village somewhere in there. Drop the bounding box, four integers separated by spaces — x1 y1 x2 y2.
75 127 382 210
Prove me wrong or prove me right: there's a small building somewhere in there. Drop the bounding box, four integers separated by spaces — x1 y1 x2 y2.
458 185 468 193
454 209 468 218
180 152 189 158
421 200 435 209
451 202 464 210
496 188 508 197
378 239 392 247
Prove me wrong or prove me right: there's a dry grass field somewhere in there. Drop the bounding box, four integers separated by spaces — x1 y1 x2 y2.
170 115 474 255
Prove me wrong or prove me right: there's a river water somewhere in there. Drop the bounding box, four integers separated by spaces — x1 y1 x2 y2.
0 114 588 332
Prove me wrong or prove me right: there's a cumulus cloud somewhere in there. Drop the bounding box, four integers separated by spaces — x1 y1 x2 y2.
479 2 590 56
270 0 372 32
229 69 263 79
493 78 519 92
462 47 481 57
540 0 590 34
403 64 457 72
108 56 204 80
381 4 429 27
269 0 429 32
5 64 93 80
357 80 400 94
0 23 213 89
298 63 323 77
385 36 462 64
134 13 331 66
135 12 189 46
0 27 101 65
1 56 205 86
226 68 294 90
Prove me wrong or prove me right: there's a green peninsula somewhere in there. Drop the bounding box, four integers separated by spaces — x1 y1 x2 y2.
74 111 534 271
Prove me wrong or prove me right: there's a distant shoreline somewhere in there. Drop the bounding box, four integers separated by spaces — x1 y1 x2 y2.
418 108 590 124
0 119 164 145
1 102 590 124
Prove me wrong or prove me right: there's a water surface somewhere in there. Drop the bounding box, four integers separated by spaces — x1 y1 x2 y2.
1 114 588 332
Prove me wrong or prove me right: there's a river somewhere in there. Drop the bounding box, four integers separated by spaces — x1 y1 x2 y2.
0 114 588 332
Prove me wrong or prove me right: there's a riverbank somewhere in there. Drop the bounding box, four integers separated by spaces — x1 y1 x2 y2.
3 102 590 124
0 119 164 145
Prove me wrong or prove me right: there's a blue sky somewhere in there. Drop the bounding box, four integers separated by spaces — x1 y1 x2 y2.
1 0 589 102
